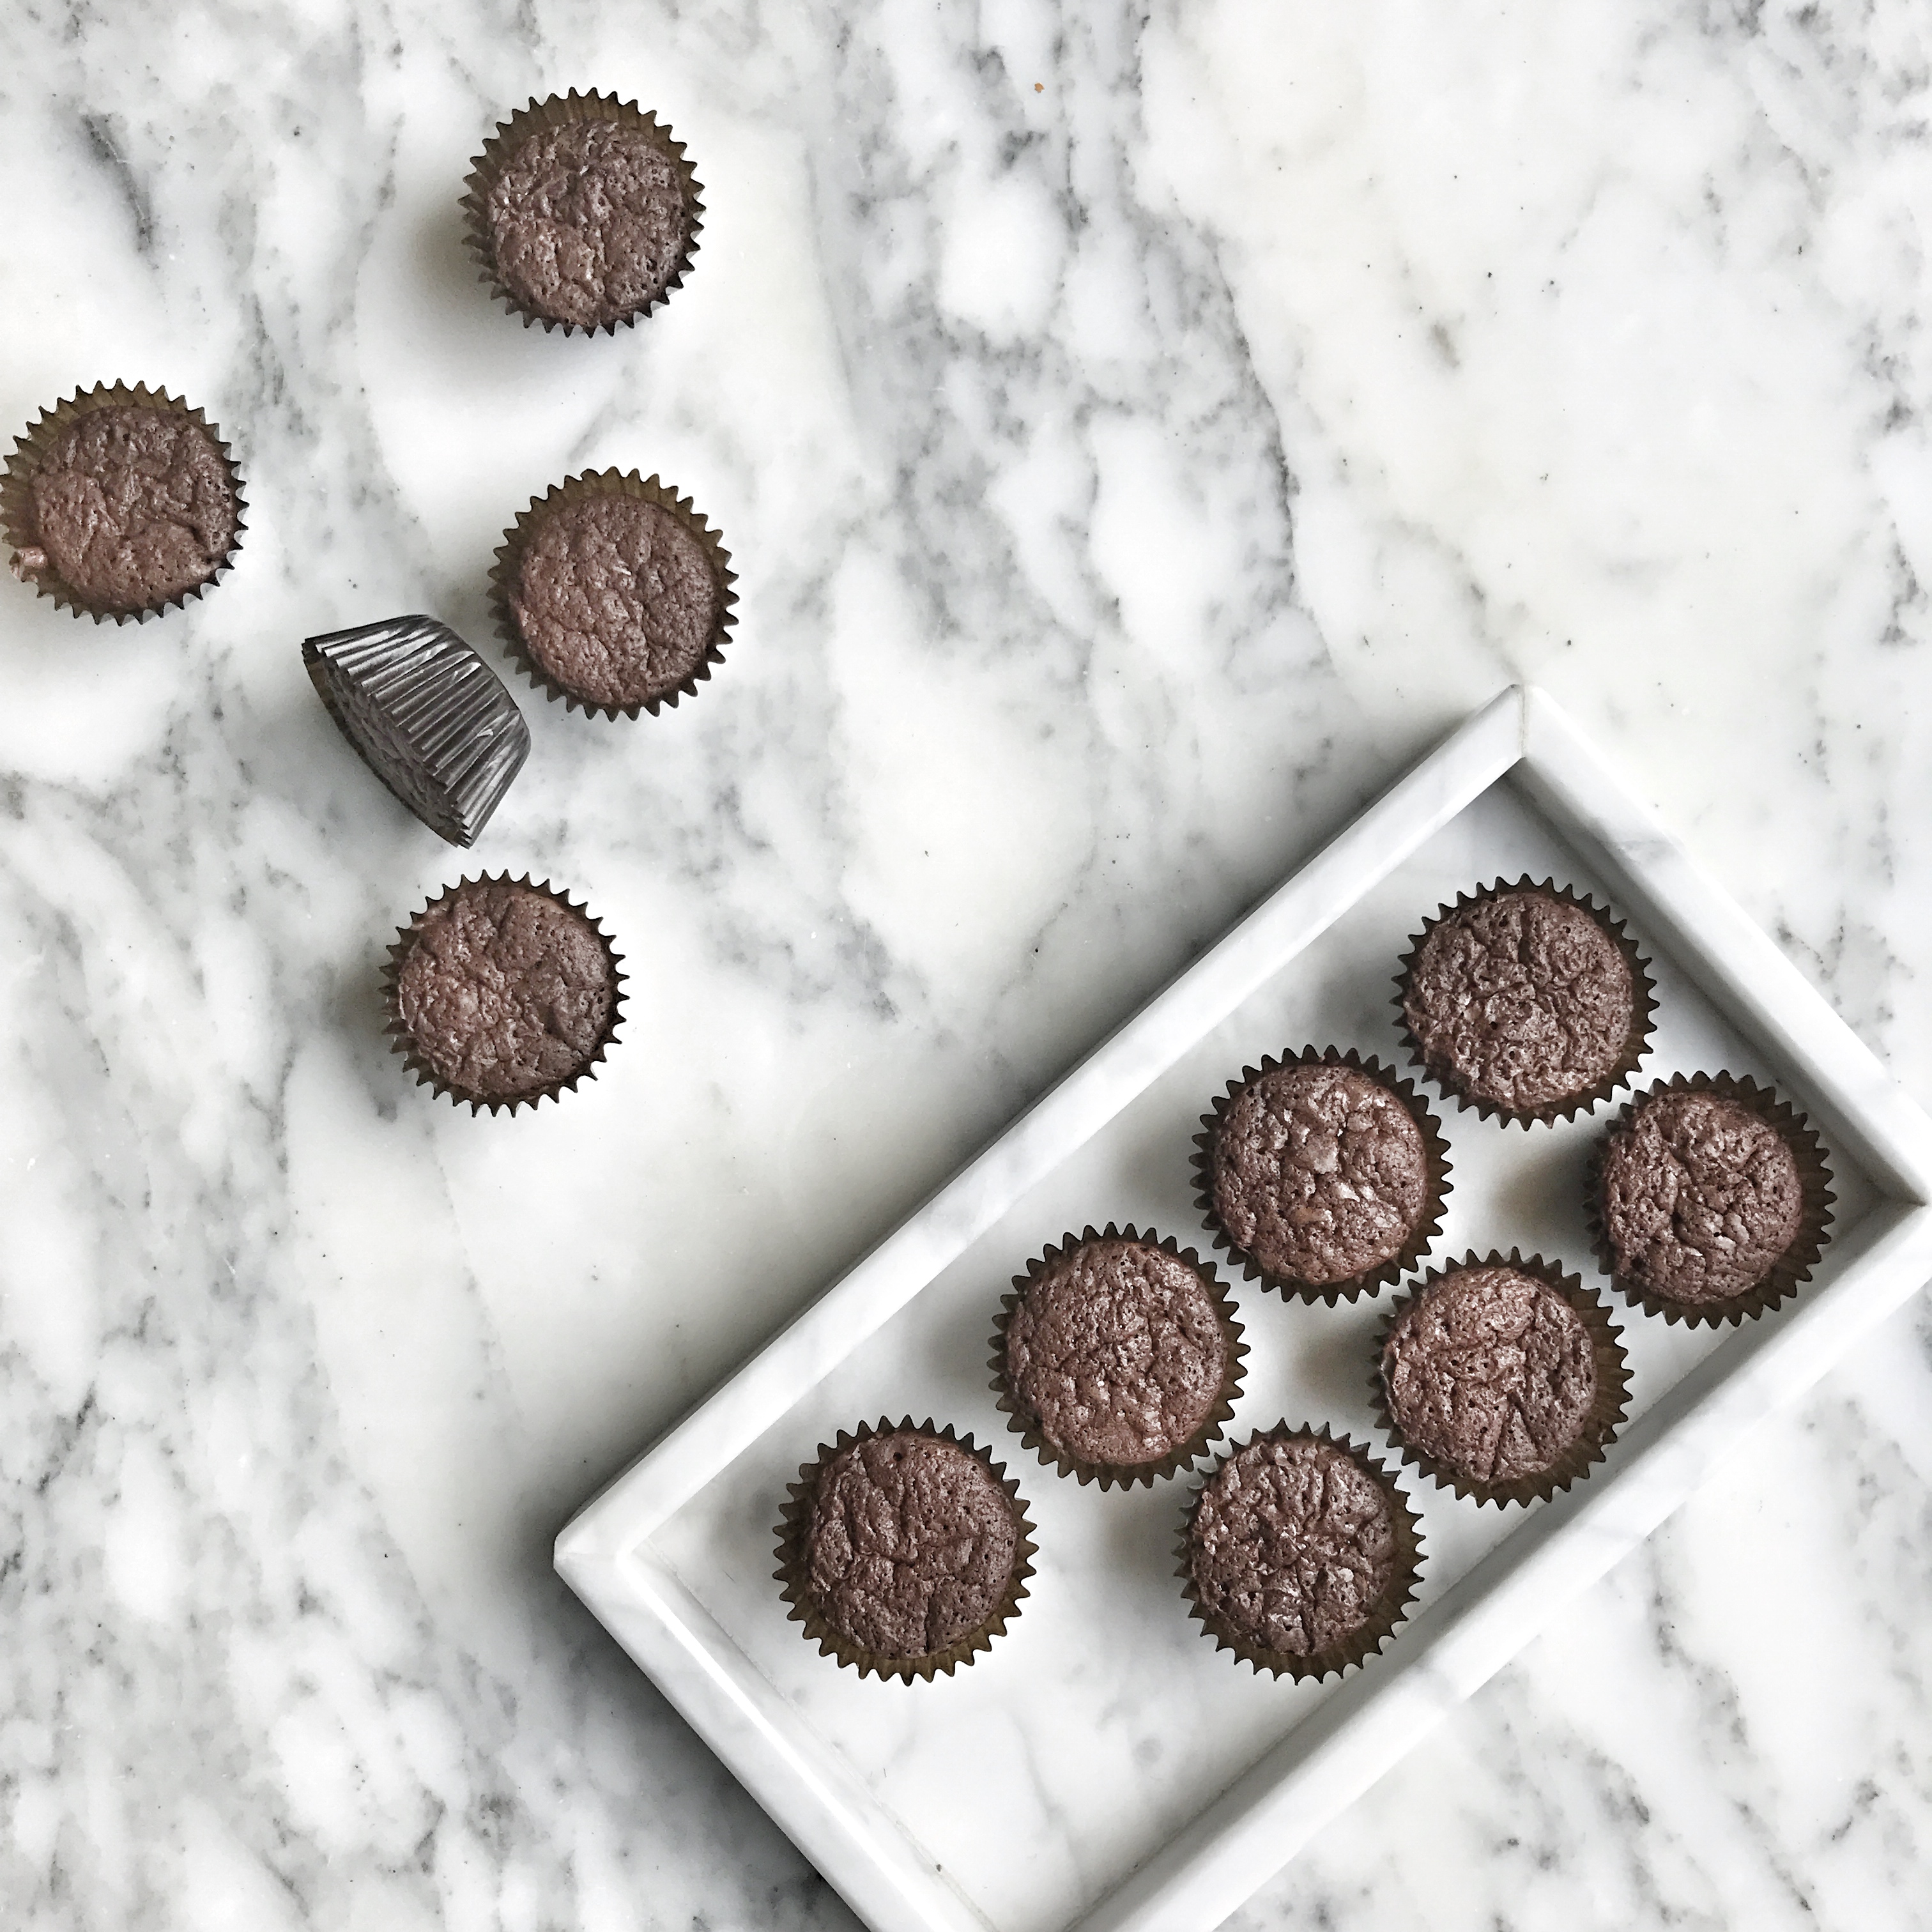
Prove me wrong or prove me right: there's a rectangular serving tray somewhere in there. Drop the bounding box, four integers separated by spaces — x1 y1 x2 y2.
556 686 1932 1932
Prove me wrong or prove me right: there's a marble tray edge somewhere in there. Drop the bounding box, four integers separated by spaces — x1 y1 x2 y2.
555 684 1932 1932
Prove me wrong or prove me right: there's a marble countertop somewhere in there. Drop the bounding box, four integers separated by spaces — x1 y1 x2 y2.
3 3 1928 1929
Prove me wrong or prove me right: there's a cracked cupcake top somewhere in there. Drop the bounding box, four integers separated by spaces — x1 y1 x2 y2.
1210 1062 1429 1287
21 405 238 614
509 493 722 710
484 118 693 330
1002 1237 1227 1470
802 1430 1020 1662
1598 1088 1803 1305
394 879 617 1105
1187 1436 1400 1658
1402 887 1636 1115
1381 1264 1597 1485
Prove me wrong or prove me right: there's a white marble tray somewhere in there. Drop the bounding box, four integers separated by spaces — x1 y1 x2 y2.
555 686 1932 1932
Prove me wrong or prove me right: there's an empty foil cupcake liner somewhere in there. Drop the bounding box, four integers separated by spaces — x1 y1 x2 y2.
990 1225 1248 1489
1192 1045 1452 1305
1368 1249 1632 1509
773 1418 1038 1684
489 468 737 719
1 381 246 624
1584 1071 1836 1328
305 615 530 847
460 89 703 336
1176 1423 1423 1683
381 872 627 1116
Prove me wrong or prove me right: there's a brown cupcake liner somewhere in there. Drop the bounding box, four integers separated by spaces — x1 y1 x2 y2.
1176 1422 1424 1683
461 89 703 336
1584 1071 1836 1328
1393 877 1657 1128
1 381 247 624
489 468 737 719
990 1225 1248 1490
1192 1046 1452 1305
1368 1248 1632 1509
380 871 627 1115
773 1417 1038 1683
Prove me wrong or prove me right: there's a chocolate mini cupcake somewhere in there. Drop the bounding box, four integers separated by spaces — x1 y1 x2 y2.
992 1226 1246 1487
1396 878 1655 1126
305 615 530 847
1372 1252 1630 1507
462 90 702 334
1179 1425 1422 1681
1588 1073 1834 1326
383 874 624 1113
2 382 244 622
774 1419 1036 1683
491 470 736 717
1193 1047 1450 1303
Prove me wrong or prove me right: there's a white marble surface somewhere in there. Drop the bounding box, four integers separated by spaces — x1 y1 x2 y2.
1 3 1928 1929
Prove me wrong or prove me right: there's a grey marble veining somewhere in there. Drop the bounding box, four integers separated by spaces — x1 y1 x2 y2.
1 1 1928 1929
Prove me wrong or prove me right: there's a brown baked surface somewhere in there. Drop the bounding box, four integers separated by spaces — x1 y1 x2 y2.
1188 1437 1398 1657
803 1430 1018 1660
1004 1238 1226 1468
395 880 615 1103
1599 1088 1803 1304
1211 1062 1427 1285
510 494 720 709
1381 1264 1597 1483
485 119 690 328
25 406 238 613
1403 888 1633 1113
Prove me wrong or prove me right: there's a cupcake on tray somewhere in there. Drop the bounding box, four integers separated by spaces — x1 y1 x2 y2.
1396 878 1654 1126
1588 1072 1834 1325
1372 1251 1630 1507
491 470 736 718
1193 1046 1450 1303
2 381 244 622
775 1420 1036 1683
383 874 625 1114
992 1226 1246 1488
1179 1425 1422 1681
462 89 702 334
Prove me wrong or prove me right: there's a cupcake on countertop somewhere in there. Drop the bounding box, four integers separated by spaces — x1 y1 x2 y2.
383 875 624 1113
993 1227 1245 1487
1374 1253 1629 1506
775 1420 1036 1682
1195 1048 1449 1303
1180 1425 1422 1680
1591 1073 1833 1324
1397 878 1653 1126
491 470 735 718
2 383 244 622
463 89 702 334
304 615 530 847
